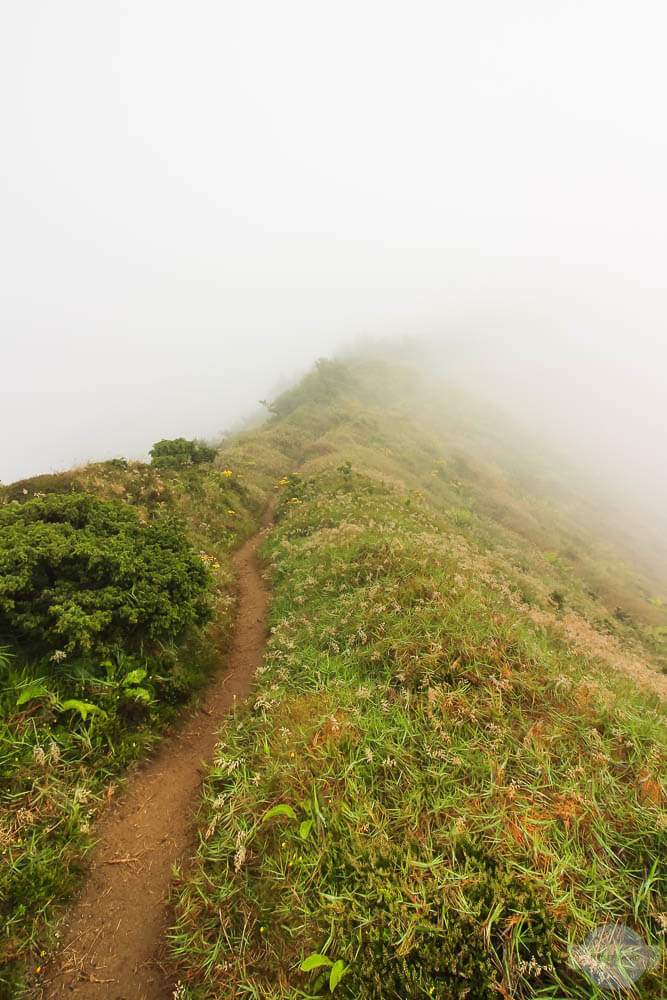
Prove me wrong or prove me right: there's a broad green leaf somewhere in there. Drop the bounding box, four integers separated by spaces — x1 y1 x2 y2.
300 954 333 971
329 960 346 990
17 684 51 707
299 819 314 839
262 804 297 823
128 686 151 702
124 668 147 685
60 699 107 721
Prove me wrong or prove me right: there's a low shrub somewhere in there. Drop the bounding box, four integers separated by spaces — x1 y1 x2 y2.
149 438 217 467
0 492 212 656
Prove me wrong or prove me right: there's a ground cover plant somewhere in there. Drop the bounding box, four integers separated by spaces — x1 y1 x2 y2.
171 464 664 998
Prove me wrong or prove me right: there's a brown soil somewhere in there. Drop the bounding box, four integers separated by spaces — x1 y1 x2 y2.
41 500 276 1000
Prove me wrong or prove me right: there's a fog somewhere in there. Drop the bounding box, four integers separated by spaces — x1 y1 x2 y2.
2 2 666 550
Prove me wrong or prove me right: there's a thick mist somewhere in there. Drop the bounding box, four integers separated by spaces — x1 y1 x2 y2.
2 1 665 559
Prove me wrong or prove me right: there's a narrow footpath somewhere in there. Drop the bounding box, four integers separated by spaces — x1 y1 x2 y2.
41 500 275 1000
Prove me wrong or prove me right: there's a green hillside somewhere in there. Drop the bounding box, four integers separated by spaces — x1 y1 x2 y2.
1 358 664 997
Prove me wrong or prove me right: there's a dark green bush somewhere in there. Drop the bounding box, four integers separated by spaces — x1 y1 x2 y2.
0 493 212 655
149 438 217 467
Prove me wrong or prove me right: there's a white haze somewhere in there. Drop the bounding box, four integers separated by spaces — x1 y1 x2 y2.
1 1 665 554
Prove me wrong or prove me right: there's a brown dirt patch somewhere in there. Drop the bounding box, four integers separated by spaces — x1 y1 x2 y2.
40 500 276 1000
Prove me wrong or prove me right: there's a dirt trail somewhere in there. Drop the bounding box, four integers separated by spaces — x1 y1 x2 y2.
41 500 275 1000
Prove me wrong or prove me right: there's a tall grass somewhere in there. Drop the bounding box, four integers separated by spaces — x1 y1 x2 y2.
170 469 664 998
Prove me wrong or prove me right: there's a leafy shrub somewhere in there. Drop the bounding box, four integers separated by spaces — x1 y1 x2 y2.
0 493 212 655
149 438 217 467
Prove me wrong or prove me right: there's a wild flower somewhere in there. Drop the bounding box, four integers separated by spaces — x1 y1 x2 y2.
32 745 46 766
48 740 60 764
50 649 67 663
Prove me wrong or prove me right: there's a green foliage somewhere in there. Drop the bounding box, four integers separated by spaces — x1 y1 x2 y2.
149 438 217 467
262 804 297 823
301 954 333 971
59 698 107 721
0 492 212 655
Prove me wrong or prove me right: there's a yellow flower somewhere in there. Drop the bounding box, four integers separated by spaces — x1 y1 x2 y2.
222 469 233 476
227 509 236 515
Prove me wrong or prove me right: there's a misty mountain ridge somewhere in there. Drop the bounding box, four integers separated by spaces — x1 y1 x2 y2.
1 354 664 997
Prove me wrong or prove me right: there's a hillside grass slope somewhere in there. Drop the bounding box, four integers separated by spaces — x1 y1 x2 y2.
1 357 664 998
170 361 665 998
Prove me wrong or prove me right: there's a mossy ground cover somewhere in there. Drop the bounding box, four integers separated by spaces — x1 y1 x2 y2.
170 469 664 998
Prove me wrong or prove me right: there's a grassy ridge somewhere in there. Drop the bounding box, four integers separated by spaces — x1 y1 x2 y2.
169 360 664 998
170 468 664 998
2 356 664 996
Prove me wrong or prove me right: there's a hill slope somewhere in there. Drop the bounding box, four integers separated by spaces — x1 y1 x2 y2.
1 357 664 998
169 360 665 999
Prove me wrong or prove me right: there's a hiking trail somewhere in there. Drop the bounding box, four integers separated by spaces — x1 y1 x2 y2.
41 500 276 1000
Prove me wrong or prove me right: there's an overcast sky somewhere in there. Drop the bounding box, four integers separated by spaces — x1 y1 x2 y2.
1 2 666 523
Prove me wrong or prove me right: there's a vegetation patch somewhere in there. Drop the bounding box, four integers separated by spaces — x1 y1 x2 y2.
171 470 664 999
0 492 212 656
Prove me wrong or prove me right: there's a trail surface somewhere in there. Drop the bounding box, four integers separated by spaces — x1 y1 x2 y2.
42 501 275 1000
